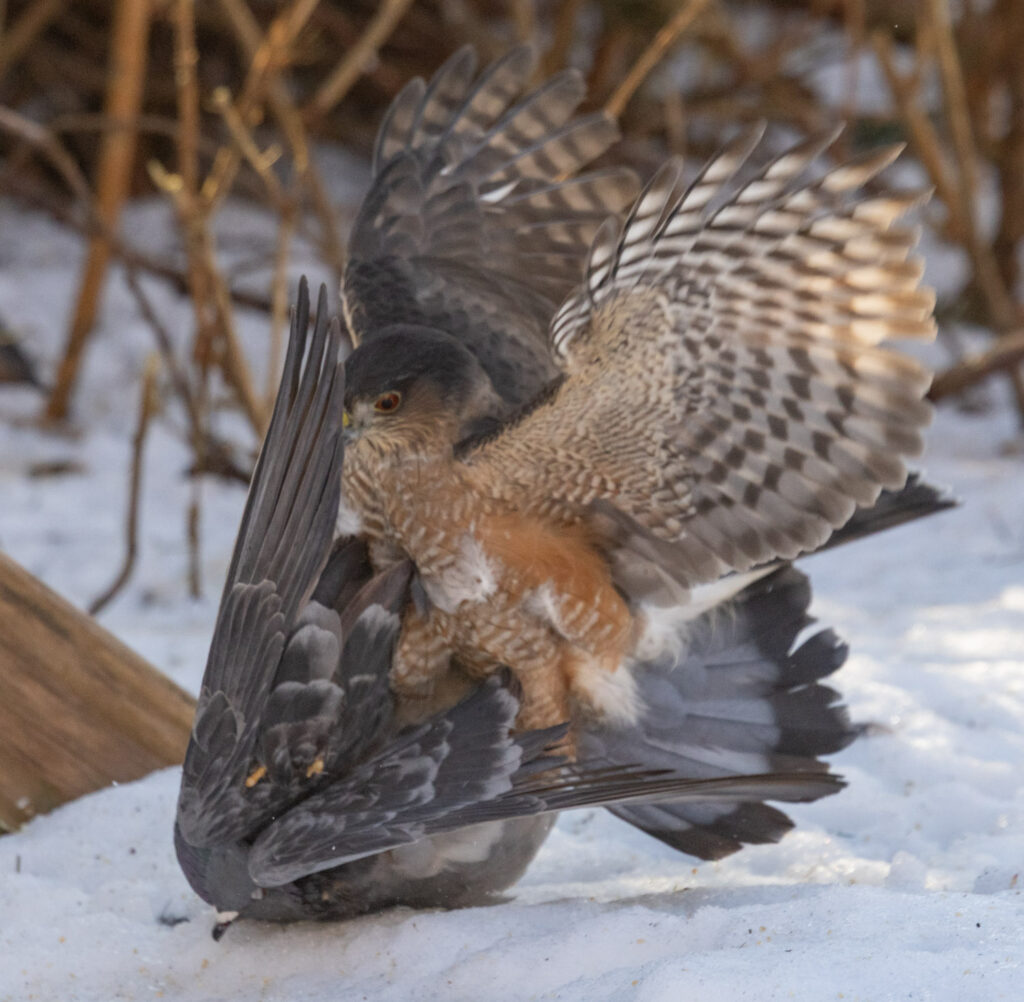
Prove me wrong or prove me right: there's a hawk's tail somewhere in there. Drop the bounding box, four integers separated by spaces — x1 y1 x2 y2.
815 472 954 552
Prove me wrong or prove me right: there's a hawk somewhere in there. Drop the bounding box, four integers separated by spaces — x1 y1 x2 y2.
337 48 936 738
175 48 948 929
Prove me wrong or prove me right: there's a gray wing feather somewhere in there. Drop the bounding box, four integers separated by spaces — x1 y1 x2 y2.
256 563 410 789
177 279 346 846
345 45 638 412
248 668 842 887
248 672 534 885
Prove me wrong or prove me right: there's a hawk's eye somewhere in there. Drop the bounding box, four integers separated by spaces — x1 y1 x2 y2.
373 391 402 414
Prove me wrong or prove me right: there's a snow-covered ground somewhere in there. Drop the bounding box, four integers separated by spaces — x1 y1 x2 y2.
1 189 1022 1001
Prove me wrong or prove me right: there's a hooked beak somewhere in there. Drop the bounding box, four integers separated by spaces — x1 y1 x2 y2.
341 409 358 444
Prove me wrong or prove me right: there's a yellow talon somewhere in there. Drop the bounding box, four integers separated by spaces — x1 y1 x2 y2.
244 765 267 788
305 758 325 778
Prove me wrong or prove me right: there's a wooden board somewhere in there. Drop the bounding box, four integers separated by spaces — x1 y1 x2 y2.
0 550 196 830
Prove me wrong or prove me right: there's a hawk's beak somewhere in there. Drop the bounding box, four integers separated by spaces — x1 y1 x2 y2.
342 409 357 444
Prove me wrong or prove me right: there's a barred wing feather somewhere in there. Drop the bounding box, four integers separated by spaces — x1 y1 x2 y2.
471 129 935 587
345 45 639 412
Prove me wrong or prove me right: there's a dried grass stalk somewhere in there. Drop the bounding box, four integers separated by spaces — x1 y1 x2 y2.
44 0 152 422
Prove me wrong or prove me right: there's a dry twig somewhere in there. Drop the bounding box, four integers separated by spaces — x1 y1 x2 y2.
155 0 266 435
0 163 274 312
925 0 1019 335
45 0 153 423
306 0 416 122
196 0 318 232
0 105 92 202
929 330 1024 402
874 12 1024 420
542 0 584 75
122 270 250 484
122 268 200 434
604 0 715 120
509 0 537 46
89 354 160 616
215 0 346 283
0 0 67 83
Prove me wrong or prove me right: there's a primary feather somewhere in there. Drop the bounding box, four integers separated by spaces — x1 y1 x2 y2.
344 44 640 415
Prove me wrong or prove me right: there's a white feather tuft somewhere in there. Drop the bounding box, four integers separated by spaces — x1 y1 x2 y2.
571 656 643 726
422 532 498 613
335 496 364 537
523 583 569 638
391 821 509 878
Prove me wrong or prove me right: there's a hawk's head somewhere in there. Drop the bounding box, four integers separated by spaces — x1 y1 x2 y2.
343 326 499 452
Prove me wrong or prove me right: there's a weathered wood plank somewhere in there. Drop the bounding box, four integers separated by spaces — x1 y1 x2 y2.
0 551 196 830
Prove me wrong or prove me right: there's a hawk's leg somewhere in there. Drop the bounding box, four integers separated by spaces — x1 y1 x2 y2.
450 596 576 732
391 565 638 741
391 603 454 698
509 651 573 736
392 597 576 735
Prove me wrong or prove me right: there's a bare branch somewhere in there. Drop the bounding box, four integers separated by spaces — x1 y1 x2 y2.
0 0 67 83
44 0 153 423
89 354 160 616
929 330 1024 401
604 0 714 120
306 0 415 121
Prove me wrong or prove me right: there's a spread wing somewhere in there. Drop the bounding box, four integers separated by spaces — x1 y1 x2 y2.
248 667 841 887
467 127 935 589
177 280 409 848
343 45 639 412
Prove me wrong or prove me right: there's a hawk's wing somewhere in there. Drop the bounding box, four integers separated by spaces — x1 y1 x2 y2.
177 280 408 848
468 127 935 590
343 45 639 412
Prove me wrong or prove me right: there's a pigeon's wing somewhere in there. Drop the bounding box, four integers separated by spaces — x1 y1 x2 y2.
468 128 935 592
247 670 841 887
178 279 357 847
344 45 639 412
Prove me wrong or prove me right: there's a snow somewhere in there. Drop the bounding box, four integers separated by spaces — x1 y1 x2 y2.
1 192 1023 1001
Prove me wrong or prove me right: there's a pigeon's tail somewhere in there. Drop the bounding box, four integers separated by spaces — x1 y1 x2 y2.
577 478 950 859
578 565 854 859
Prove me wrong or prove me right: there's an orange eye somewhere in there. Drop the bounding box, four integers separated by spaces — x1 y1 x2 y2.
373 391 402 413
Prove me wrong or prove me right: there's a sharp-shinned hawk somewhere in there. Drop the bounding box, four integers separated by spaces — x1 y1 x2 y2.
337 48 934 737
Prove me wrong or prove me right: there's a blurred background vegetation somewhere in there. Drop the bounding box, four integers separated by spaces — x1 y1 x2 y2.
0 0 1021 603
